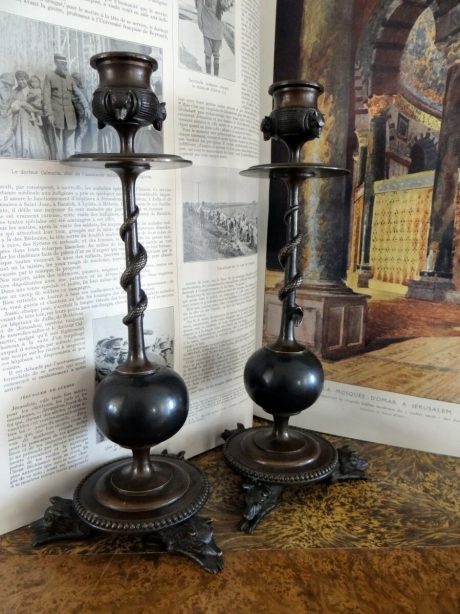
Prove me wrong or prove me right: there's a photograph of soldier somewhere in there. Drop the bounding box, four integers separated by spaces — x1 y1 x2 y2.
178 0 235 81
0 10 164 160
197 0 223 76
43 54 90 159
95 337 123 383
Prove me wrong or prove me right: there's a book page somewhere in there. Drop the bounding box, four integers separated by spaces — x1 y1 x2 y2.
0 0 273 534
260 0 460 458
255 0 276 348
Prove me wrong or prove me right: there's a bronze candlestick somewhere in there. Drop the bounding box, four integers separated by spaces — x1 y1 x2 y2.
30 52 223 573
222 81 368 532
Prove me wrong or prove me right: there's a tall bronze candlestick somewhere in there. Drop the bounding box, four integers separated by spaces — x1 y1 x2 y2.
223 81 368 533
31 52 223 573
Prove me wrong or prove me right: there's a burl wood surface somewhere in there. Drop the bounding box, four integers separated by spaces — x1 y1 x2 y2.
1 428 459 613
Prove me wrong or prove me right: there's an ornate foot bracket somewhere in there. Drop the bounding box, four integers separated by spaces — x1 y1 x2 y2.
221 422 245 441
329 445 368 483
30 497 93 546
240 482 284 533
160 448 186 459
156 516 224 574
31 498 223 573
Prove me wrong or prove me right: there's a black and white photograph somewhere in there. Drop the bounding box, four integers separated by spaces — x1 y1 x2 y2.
178 0 235 81
92 307 175 386
182 166 258 262
0 11 163 161
92 307 174 443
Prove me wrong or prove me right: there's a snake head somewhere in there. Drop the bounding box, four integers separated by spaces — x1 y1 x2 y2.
290 305 304 327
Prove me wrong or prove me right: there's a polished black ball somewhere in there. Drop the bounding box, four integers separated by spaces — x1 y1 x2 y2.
244 346 324 416
94 368 188 448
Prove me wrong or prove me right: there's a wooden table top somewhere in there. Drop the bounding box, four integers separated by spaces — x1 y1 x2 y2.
1 425 459 613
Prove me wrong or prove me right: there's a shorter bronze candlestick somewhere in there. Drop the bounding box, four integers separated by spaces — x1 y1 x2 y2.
30 52 222 573
222 81 368 533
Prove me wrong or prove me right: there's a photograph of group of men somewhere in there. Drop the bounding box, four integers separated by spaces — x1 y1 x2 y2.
95 333 174 384
183 201 258 261
93 308 175 385
0 11 163 160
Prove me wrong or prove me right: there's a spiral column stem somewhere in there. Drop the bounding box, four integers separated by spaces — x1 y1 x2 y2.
109 163 152 372
277 176 304 343
119 207 148 326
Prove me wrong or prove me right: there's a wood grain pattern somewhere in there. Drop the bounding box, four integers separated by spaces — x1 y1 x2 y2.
1 427 459 612
1 548 459 614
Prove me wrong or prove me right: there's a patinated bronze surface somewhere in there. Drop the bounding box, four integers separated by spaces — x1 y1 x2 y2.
223 81 364 531
30 52 222 572
90 52 166 153
261 80 325 161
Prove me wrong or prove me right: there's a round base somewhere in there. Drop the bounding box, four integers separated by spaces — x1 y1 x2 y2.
223 426 338 485
74 455 208 533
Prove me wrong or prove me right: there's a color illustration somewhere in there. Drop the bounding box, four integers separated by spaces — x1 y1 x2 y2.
264 0 460 404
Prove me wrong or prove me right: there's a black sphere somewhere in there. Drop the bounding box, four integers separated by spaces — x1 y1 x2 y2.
94 368 188 448
244 346 324 416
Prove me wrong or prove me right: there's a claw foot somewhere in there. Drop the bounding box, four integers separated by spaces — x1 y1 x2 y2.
240 482 284 533
329 445 368 483
30 497 93 546
157 516 224 574
221 422 245 441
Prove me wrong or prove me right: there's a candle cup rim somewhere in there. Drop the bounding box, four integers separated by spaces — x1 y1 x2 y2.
268 80 324 95
90 51 158 72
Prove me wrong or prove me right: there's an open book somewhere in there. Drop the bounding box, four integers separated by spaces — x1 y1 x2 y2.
0 0 276 534
2 0 459 536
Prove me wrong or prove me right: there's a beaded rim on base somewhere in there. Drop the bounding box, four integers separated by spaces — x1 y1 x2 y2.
223 427 338 485
74 455 209 533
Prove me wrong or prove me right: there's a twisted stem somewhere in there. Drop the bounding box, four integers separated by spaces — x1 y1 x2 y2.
276 176 304 345
119 207 148 325
107 163 153 373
